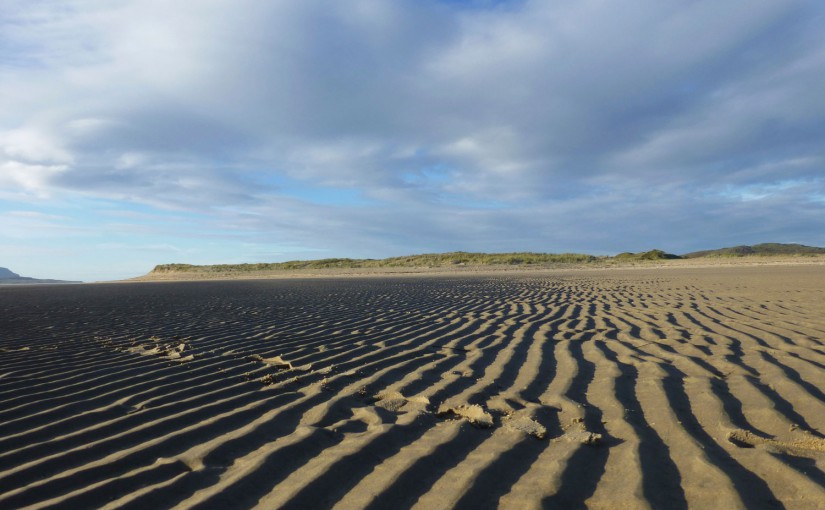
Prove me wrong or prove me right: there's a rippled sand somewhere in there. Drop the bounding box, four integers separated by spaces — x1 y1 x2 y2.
2 265 825 508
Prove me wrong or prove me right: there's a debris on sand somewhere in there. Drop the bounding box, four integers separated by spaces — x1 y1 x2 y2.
727 428 825 456
436 403 494 428
248 354 292 370
248 354 313 372
127 341 193 362
557 418 602 446
373 391 430 414
503 415 547 439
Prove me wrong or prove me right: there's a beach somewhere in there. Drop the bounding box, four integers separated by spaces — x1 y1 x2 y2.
2 264 825 508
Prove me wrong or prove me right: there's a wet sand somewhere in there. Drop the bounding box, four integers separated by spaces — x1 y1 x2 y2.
2 265 825 508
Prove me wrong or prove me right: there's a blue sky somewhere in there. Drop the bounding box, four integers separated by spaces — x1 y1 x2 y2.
1 0 824 281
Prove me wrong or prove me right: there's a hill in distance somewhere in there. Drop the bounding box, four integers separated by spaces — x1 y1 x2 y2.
148 249 684 276
683 243 825 258
146 244 825 278
0 267 81 285
0 267 21 279
614 249 681 261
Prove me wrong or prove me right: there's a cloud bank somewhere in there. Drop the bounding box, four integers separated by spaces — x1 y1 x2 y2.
2 0 824 279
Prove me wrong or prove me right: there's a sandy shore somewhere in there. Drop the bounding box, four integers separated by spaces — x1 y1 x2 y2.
2 264 825 508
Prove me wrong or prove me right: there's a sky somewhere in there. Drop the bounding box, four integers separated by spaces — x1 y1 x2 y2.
1 0 824 281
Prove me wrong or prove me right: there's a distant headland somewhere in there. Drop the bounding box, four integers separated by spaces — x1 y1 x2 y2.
0 267 81 285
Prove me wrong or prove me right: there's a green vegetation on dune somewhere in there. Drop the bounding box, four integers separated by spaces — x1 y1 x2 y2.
150 252 600 274
148 243 825 276
380 252 598 266
683 243 825 258
614 249 681 261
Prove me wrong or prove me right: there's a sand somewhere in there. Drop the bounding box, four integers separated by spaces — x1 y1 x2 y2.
1 264 825 508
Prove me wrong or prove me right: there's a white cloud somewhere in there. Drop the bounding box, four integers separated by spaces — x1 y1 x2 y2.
0 206 84 238
0 128 72 165
0 160 67 198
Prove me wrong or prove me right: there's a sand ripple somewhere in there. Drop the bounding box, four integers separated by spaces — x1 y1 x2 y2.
2 266 825 508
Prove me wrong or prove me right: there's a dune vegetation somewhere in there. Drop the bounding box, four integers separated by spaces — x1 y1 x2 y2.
683 243 825 258
150 252 602 274
147 244 825 277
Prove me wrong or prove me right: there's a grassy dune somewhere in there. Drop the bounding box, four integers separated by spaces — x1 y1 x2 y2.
684 243 825 258
148 245 825 279
148 250 675 276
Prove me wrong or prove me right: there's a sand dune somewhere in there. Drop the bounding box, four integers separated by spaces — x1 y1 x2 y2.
2 265 825 508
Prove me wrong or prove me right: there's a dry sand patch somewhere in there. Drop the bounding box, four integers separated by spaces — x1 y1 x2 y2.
1 265 825 508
